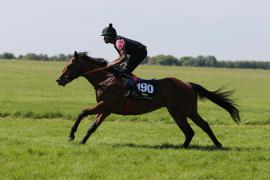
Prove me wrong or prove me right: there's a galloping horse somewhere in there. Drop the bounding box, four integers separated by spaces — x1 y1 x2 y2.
56 51 240 148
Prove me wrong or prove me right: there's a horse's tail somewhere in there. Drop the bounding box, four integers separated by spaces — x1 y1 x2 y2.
190 83 240 124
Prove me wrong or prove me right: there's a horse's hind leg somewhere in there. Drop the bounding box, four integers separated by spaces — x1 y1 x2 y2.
167 107 194 148
189 112 222 148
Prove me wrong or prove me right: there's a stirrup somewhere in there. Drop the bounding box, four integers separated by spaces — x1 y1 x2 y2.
124 89 153 100
124 88 137 97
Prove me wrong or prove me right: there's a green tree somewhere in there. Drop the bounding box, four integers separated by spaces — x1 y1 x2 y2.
0 52 16 59
148 55 180 66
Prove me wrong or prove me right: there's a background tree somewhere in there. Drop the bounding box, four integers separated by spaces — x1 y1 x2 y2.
148 55 180 66
0 52 16 59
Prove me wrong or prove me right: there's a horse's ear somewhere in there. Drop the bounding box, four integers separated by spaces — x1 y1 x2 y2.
74 51 78 58
73 51 79 63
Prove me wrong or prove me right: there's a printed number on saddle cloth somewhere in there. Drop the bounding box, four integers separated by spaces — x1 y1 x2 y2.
136 82 154 94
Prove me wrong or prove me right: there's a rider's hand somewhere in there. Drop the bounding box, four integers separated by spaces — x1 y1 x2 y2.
106 63 112 68
106 62 115 68
107 61 121 68
120 62 127 69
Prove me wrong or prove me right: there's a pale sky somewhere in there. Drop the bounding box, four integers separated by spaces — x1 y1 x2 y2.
1 0 270 61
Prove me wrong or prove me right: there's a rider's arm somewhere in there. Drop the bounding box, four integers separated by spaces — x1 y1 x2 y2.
107 39 127 67
108 49 127 66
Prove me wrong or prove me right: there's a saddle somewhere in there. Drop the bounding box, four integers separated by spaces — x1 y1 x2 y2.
108 66 158 100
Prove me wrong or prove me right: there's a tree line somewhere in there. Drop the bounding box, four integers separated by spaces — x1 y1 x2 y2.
1 52 270 70
0 52 72 61
144 55 270 70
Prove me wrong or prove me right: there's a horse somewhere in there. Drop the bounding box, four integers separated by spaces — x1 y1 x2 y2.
56 51 240 148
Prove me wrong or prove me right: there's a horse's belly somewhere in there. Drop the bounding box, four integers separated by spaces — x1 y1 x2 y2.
112 99 163 115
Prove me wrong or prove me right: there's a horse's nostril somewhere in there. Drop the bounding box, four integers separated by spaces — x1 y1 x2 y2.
56 78 63 85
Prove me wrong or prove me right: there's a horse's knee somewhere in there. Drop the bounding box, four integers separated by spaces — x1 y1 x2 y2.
78 110 88 119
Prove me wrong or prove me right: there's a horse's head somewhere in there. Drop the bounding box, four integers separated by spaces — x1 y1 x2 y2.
56 51 84 86
56 51 108 86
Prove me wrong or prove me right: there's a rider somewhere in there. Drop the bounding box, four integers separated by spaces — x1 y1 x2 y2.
101 23 148 97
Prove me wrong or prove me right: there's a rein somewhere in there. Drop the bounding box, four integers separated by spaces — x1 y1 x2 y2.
83 65 109 75
81 60 133 80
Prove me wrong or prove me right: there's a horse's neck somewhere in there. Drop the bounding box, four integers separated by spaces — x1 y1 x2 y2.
83 71 108 89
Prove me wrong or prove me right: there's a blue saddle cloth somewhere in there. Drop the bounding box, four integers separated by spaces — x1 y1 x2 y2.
108 66 158 98
128 77 158 97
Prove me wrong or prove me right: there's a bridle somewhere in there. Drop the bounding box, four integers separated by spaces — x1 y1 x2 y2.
83 65 109 75
83 64 133 79
63 57 110 76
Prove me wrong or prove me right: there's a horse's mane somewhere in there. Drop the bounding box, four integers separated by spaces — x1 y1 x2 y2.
77 52 108 66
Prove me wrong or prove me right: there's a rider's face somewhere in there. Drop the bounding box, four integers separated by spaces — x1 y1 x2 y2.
103 36 113 44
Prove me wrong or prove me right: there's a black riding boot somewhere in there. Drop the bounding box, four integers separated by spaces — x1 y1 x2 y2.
123 75 139 98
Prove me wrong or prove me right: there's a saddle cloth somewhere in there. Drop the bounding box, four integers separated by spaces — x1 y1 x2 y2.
128 76 158 98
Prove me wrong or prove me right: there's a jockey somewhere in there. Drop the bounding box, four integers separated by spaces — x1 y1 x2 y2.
101 23 148 97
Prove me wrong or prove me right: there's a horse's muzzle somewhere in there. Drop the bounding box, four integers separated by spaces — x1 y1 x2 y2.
56 78 66 86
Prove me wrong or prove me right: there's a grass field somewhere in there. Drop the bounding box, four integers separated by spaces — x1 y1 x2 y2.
1 118 270 179
1 60 270 179
1 60 270 124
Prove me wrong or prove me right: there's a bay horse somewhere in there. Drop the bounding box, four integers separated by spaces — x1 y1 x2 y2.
56 51 240 148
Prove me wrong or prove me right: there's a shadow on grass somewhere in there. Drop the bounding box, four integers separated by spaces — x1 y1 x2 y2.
110 143 270 152
111 143 231 151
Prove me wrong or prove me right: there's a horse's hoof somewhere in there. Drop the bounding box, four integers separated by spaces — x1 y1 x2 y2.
216 144 223 149
79 141 86 145
181 145 189 149
69 135 75 142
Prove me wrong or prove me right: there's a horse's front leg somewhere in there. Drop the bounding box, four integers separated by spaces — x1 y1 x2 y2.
80 112 110 144
69 101 106 141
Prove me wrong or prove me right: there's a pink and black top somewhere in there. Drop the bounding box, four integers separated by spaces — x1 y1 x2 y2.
114 36 146 55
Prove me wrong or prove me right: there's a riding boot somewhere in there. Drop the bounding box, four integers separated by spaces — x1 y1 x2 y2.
124 85 140 98
124 77 139 98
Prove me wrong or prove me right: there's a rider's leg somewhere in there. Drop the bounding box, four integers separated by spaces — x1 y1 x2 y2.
123 48 147 98
124 48 147 74
107 47 147 81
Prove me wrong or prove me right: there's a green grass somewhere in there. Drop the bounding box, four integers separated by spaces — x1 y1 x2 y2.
0 60 270 124
1 60 270 179
1 118 270 180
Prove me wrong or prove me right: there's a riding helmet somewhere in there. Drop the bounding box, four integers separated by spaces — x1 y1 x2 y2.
101 23 117 38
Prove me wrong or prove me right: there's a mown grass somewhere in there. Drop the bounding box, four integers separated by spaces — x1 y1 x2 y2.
0 60 270 124
1 118 270 180
1 60 270 179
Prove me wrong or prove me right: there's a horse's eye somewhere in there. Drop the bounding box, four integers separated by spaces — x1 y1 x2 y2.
68 64 75 69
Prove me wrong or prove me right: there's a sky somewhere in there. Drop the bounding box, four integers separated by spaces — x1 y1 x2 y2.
1 0 270 61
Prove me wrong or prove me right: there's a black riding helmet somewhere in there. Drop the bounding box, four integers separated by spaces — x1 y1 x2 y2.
101 23 117 38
